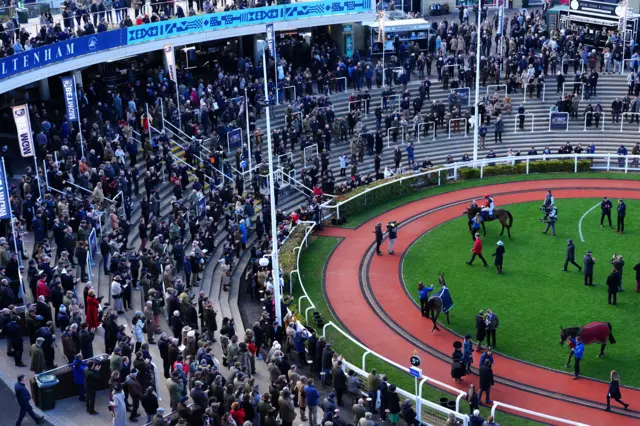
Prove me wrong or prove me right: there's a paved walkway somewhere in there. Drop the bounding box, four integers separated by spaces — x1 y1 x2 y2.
320 179 640 426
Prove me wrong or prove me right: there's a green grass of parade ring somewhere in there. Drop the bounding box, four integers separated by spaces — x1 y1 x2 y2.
402 199 640 387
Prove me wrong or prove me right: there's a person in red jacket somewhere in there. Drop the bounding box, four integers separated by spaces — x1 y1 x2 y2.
466 233 488 267
85 289 101 329
36 278 51 301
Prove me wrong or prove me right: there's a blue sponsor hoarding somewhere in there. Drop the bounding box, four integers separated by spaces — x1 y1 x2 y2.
126 0 372 44
549 112 569 130
0 1 372 83
0 30 124 81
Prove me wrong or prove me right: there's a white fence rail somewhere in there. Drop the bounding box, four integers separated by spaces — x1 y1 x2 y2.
320 152 640 220
288 211 590 425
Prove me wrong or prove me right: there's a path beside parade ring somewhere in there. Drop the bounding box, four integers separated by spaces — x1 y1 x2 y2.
319 180 640 425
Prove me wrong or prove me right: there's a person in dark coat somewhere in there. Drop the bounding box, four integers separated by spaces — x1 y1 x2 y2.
478 359 494 403
321 343 334 385
491 240 505 274
617 199 626 234
141 387 159 423
600 196 613 228
386 384 401 426
583 251 596 286
331 360 347 406
158 333 171 378
606 370 629 411
6 317 26 366
451 341 466 383
563 239 582 272
84 361 101 414
475 310 486 352
373 223 383 255
79 323 95 358
607 268 619 305
15 374 44 425
307 331 318 372
378 375 389 421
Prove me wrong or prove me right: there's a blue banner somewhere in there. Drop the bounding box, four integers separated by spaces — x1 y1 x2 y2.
61 76 79 123
0 161 11 220
266 23 276 61
550 112 569 130
126 0 372 44
0 30 124 82
497 7 504 36
227 128 243 153
453 87 470 106
196 196 206 219
88 229 97 260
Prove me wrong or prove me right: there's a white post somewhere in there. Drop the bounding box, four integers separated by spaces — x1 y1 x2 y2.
245 88 253 179
261 42 282 325
160 98 165 133
472 0 482 162
175 78 182 130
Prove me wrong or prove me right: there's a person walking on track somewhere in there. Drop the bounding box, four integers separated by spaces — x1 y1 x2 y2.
606 370 630 411
466 233 488 267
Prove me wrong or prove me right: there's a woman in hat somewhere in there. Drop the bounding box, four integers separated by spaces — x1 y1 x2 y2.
463 335 474 373
492 241 505 274
451 341 466 383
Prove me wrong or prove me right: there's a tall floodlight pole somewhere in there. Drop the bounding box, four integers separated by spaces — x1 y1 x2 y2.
473 0 483 162
260 40 282 325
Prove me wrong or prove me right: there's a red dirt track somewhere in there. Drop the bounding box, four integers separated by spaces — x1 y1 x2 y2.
319 179 640 426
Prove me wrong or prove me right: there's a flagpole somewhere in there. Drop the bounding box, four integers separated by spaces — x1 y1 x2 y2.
73 75 85 159
2 157 25 300
244 88 253 180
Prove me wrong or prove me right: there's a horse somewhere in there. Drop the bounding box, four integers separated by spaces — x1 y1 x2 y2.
426 296 450 332
560 322 616 367
465 205 514 238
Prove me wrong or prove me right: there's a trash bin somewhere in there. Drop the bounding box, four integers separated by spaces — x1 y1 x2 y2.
16 7 28 24
35 374 59 410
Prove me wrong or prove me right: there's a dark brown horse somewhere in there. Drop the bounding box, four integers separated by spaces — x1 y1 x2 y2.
465 205 514 238
426 296 450 332
560 322 616 367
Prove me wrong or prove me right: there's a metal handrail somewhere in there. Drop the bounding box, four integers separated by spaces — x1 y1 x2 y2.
448 118 468 138
416 121 437 142
562 82 585 101
523 82 546 102
513 112 534 133
583 112 605 132
620 113 640 132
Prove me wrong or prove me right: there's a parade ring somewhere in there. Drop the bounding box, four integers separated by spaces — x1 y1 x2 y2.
318 179 640 425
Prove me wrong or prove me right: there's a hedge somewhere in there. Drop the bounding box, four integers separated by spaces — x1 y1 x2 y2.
333 159 593 218
459 159 592 179
279 225 308 289
333 168 448 217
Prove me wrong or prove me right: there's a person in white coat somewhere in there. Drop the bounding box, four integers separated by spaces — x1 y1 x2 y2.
133 312 145 353
112 383 127 426
111 280 124 313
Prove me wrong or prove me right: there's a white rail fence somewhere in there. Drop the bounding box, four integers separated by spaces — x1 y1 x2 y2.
288 214 590 425
320 152 640 220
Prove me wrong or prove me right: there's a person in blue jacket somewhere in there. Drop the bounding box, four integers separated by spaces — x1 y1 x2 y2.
463 334 474 372
569 336 584 379
418 282 434 317
73 354 88 401
15 374 44 425
304 378 321 426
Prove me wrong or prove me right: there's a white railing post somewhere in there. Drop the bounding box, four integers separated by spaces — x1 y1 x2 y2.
480 164 484 179
607 153 611 171
513 116 517 133
531 113 535 132
526 158 530 174
362 350 371 371
583 113 588 131
574 154 578 173
625 156 629 173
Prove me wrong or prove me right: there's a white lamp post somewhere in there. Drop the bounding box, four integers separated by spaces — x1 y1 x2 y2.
472 0 483 162
259 39 282 325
